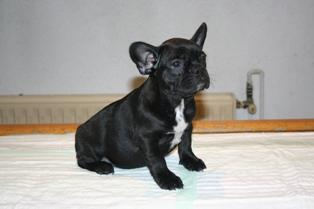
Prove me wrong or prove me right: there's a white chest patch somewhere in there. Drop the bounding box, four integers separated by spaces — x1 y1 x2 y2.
170 99 188 149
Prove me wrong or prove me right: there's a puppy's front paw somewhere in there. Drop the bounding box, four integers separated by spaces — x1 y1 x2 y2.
153 170 183 190
180 157 206 171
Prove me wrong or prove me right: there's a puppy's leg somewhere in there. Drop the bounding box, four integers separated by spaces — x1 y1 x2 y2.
75 129 114 175
178 125 206 171
78 161 114 175
141 138 183 190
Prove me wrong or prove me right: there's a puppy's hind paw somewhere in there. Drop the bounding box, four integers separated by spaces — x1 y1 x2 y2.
80 161 114 175
94 162 114 175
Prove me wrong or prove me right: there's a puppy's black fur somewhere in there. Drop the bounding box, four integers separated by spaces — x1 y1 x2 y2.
75 23 210 190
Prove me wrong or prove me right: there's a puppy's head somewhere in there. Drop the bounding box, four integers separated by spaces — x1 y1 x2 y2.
130 23 210 97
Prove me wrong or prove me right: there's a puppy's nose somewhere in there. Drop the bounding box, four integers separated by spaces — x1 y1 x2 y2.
202 77 210 89
204 80 210 89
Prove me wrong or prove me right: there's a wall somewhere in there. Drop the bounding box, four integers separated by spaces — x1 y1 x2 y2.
0 0 314 119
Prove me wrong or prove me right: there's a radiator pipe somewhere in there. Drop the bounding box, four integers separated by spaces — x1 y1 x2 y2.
237 69 265 119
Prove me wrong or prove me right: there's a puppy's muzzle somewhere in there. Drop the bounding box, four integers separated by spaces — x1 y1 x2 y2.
197 80 210 91
190 67 210 91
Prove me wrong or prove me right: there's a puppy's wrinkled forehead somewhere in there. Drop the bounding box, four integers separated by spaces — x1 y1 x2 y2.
159 38 202 60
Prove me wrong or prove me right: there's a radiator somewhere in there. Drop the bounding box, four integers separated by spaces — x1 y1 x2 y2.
0 93 235 124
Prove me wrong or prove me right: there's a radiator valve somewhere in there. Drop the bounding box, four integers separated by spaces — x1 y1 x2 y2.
237 80 257 115
237 69 264 118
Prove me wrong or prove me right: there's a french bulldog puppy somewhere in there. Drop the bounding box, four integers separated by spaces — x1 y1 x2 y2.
75 23 210 190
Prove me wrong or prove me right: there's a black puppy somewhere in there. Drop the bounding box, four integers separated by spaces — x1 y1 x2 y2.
75 23 210 190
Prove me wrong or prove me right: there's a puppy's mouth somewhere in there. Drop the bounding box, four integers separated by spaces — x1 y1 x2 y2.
194 74 210 92
165 76 210 98
196 81 209 91
175 82 209 98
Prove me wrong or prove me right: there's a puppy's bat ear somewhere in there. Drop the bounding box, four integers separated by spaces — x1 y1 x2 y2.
129 42 159 75
191 23 207 49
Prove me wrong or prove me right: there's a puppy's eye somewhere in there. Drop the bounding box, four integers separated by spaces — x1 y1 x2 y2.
171 60 181 68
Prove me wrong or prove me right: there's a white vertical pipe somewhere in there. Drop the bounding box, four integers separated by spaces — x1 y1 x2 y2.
247 69 265 119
